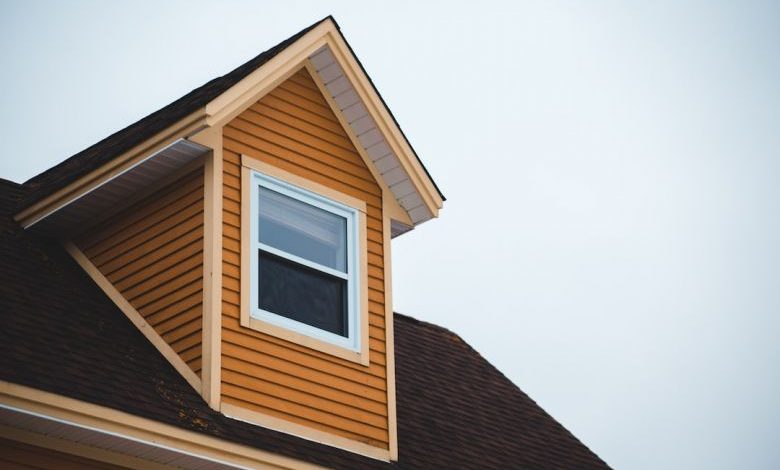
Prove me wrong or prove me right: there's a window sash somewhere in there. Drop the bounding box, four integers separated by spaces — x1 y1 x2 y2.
248 170 360 351
258 185 348 272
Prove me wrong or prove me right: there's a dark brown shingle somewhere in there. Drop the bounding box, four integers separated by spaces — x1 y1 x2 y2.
0 181 608 469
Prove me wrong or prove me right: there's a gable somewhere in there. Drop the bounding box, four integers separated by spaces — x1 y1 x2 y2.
224 67 381 198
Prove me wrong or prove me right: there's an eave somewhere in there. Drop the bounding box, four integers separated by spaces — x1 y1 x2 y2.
14 111 210 235
0 381 324 470
14 17 443 238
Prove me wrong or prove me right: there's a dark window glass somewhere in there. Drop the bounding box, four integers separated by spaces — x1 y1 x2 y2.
258 249 347 336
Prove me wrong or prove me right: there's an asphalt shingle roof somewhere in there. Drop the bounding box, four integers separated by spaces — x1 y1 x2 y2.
0 178 608 469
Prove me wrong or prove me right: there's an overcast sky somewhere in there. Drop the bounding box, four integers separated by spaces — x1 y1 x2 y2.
2 1 779 468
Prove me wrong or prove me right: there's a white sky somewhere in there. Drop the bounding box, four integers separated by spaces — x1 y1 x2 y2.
2 1 779 468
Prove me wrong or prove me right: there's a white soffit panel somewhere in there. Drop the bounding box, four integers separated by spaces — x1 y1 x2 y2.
26 139 210 237
308 46 433 229
0 406 244 469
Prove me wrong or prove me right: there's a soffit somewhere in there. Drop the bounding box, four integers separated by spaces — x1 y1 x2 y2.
307 46 432 233
23 139 209 237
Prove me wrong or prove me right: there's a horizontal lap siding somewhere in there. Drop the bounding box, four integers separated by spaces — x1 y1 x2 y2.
221 67 389 449
77 168 205 378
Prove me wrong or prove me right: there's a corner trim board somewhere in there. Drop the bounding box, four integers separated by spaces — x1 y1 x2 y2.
189 127 224 411
63 242 203 395
381 191 399 461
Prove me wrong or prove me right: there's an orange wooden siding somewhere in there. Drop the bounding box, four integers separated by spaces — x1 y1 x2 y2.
222 67 390 448
0 438 127 470
77 168 205 377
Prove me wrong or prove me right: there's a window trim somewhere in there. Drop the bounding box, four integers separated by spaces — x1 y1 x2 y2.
250 171 357 349
239 154 369 365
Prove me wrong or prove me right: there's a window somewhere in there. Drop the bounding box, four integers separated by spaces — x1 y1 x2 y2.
248 170 361 352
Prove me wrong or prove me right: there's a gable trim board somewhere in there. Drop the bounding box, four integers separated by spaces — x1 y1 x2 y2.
0 381 326 470
15 17 442 239
381 191 399 461
64 242 203 395
204 23 441 225
302 60 411 228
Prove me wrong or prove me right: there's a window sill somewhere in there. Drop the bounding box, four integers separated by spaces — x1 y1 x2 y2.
239 313 369 365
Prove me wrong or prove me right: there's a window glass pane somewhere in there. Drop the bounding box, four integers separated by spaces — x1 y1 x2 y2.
258 186 347 272
258 250 347 337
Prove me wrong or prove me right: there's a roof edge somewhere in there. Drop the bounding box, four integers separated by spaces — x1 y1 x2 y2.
14 16 444 228
0 380 328 470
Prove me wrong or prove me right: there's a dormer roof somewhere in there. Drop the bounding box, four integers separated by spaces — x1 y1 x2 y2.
14 16 443 237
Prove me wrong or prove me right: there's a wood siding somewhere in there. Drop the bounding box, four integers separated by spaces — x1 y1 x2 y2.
0 438 127 470
222 67 389 448
76 168 205 377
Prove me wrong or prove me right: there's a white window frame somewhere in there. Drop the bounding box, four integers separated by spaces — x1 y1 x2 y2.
248 170 361 352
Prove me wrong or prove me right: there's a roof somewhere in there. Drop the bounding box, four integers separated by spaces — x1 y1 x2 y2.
0 181 608 469
16 16 444 213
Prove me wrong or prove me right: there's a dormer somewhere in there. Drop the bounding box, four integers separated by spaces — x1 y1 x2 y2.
13 17 443 461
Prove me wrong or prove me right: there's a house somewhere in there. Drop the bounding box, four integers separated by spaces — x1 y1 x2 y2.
0 16 609 469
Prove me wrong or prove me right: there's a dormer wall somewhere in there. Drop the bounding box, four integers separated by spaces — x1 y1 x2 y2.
61 65 399 461
218 67 392 455
74 166 205 378
39 23 452 461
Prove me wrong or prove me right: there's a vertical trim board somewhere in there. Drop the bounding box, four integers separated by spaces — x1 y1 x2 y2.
189 128 224 410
